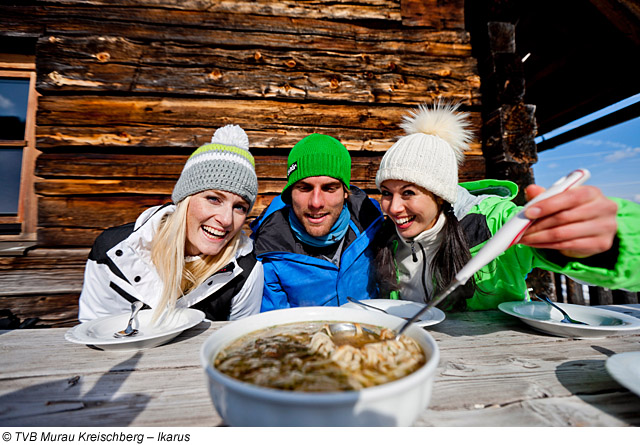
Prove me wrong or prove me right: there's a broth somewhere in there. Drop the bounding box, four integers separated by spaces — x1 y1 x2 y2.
214 321 427 391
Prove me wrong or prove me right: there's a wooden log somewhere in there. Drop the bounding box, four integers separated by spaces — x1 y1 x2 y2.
553 273 565 303
483 103 538 165
0 294 80 328
38 196 171 229
35 96 483 141
588 286 614 306
525 268 556 299
0 269 84 297
401 0 465 29
38 0 404 21
34 155 486 196
36 124 484 153
37 227 110 247
612 290 639 305
35 151 484 178
565 277 586 305
27 3 472 50
37 35 476 78
0 248 89 271
36 36 480 103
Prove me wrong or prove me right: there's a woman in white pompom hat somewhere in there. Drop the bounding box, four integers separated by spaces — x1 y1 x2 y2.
374 100 639 310
79 125 264 323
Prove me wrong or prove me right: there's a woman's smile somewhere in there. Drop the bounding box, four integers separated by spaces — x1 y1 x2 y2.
201 224 228 241
393 215 416 229
380 180 441 239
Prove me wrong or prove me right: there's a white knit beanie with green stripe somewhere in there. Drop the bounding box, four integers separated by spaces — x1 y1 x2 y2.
172 125 258 208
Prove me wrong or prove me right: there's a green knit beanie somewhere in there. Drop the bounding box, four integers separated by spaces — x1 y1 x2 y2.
282 133 351 198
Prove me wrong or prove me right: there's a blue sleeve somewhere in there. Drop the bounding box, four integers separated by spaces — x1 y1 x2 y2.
259 259 292 312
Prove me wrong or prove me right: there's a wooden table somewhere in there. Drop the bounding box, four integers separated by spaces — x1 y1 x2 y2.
2 305 640 427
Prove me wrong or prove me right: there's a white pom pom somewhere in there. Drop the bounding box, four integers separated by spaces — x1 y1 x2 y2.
211 124 250 151
400 100 473 164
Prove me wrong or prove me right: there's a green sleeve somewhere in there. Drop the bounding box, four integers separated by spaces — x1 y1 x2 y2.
533 197 640 291
465 196 640 311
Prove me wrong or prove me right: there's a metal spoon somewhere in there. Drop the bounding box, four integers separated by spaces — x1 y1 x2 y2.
533 294 588 325
346 297 408 317
114 301 144 338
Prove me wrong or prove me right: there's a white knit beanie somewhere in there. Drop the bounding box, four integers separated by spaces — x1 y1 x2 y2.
375 101 473 204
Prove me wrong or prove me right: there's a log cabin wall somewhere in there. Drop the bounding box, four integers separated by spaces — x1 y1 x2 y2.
1 0 486 325
26 0 484 246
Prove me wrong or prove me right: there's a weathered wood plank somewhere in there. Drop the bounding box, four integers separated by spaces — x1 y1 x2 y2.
21 5 472 54
38 35 476 77
0 269 84 296
36 194 284 228
0 248 89 270
401 0 465 29
2 310 640 426
36 97 483 139
36 125 484 154
39 0 403 21
38 196 171 229
34 156 486 194
36 35 480 103
589 286 614 306
0 293 81 328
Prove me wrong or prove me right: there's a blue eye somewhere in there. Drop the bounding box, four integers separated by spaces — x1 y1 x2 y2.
234 205 248 214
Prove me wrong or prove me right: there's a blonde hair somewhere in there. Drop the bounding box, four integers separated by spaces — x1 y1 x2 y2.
150 196 242 322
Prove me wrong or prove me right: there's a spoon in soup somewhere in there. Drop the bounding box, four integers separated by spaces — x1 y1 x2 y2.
330 169 591 341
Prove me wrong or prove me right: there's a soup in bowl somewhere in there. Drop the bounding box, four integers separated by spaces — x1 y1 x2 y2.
200 306 439 426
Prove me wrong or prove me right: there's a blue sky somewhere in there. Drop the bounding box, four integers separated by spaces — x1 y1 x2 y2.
533 94 640 204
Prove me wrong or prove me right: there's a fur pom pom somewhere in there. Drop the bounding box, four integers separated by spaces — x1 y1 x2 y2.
400 100 473 164
211 124 250 151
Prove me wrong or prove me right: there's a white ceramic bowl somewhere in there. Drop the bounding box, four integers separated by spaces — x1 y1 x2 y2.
200 306 439 427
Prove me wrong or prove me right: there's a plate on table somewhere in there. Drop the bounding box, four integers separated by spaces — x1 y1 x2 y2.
606 351 640 397
341 299 445 327
498 301 640 338
65 308 205 351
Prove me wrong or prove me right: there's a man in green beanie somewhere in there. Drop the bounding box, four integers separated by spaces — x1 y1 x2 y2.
251 133 384 311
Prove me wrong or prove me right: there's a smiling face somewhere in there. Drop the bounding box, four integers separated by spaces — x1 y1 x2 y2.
380 179 442 239
184 190 249 257
290 176 348 237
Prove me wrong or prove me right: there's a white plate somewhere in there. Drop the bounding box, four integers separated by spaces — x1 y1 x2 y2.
65 308 205 351
498 301 640 338
606 351 640 397
341 299 445 327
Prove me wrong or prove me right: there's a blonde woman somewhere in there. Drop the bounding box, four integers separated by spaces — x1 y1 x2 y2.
79 125 263 322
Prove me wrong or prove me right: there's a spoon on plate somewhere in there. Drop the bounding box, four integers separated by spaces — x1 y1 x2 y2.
532 293 588 325
114 301 144 338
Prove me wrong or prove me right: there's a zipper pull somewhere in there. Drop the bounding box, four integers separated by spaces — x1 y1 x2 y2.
410 241 418 262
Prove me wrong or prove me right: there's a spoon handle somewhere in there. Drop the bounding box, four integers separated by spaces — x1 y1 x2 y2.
395 279 461 338
346 297 389 315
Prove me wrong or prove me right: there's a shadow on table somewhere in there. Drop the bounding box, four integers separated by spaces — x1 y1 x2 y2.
554 346 640 425
0 352 150 427
168 320 212 347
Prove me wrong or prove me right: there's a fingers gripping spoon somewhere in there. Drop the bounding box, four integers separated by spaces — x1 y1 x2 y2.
394 169 590 338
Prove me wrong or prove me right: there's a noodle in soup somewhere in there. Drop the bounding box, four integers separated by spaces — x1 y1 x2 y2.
214 321 426 391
